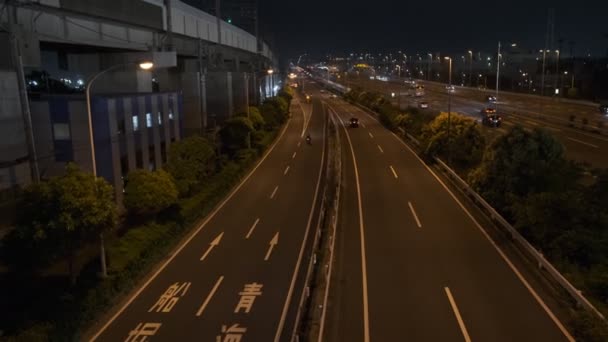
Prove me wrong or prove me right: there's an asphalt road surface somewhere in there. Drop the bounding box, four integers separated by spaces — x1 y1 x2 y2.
322 96 574 342
88 92 327 341
346 76 608 169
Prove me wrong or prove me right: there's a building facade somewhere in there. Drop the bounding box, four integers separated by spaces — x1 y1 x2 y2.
31 92 183 203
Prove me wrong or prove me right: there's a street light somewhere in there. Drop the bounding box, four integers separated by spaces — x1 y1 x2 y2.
427 53 433 80
444 56 453 165
267 69 274 97
467 50 473 86
85 60 154 278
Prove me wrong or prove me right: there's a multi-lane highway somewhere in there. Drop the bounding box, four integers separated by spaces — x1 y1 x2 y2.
88 92 327 341
345 76 608 169
321 96 574 342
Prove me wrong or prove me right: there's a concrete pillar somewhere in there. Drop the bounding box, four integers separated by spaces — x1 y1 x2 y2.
206 71 233 126
231 72 247 115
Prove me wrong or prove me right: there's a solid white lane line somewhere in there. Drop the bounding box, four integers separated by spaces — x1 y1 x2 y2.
270 185 279 199
331 106 371 342
245 218 260 239
386 129 575 341
377 145 384 153
274 105 327 342
297 96 312 138
408 202 422 228
196 276 225 316
390 165 398 179
292 151 297 159
444 287 472 342
369 132 374 138
567 137 599 148
90 115 294 341
284 166 290 175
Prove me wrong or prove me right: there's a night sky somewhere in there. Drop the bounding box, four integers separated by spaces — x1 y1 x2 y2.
257 0 608 60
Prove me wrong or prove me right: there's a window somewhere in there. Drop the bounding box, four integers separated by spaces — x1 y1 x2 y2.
169 111 174 120
157 112 163 125
146 113 153 128
53 123 70 140
132 115 139 131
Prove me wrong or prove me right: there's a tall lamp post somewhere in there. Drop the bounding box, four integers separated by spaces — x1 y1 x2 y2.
444 56 452 165
468 50 473 87
427 53 433 80
267 68 274 97
86 60 154 278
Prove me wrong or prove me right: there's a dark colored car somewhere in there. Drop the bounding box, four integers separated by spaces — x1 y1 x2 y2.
349 117 359 128
600 104 608 115
482 113 502 127
486 95 497 102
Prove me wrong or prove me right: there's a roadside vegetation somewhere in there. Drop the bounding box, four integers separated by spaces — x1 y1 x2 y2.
345 86 608 340
0 86 295 340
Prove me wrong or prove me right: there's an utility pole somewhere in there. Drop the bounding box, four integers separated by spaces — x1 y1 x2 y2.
496 42 500 107
8 1 39 183
164 0 173 49
468 50 473 87
215 0 222 45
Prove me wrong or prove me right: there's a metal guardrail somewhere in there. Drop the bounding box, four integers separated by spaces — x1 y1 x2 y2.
432 156 606 321
290 110 342 342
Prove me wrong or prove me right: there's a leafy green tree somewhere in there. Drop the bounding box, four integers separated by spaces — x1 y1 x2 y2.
422 112 486 169
165 136 216 196
235 107 265 131
6 163 117 283
469 125 580 216
394 113 413 129
278 86 294 103
124 169 178 216
219 116 254 154
260 99 288 129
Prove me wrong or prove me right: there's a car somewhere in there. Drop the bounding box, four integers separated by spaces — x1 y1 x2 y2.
600 104 608 115
486 95 497 102
446 85 455 93
349 117 359 128
481 108 497 115
482 113 502 127
330 94 338 99
418 101 429 109
305 94 312 103
320 89 326 93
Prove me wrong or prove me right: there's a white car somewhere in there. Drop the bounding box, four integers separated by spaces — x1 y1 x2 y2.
418 101 429 109
446 85 455 93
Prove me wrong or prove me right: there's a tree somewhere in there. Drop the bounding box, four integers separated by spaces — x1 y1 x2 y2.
235 106 265 131
165 136 216 196
7 163 117 284
422 112 486 169
124 169 178 217
260 99 288 129
278 85 294 104
219 116 254 154
469 125 581 216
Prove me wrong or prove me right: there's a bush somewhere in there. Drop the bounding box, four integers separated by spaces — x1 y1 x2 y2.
219 117 254 155
124 169 179 217
422 112 486 169
165 136 216 196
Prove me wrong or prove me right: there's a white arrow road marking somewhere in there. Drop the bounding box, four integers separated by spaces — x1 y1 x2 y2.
264 232 279 261
196 276 224 316
200 232 223 261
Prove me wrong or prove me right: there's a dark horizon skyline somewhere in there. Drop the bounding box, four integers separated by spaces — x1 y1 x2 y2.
182 1 608 62
257 0 608 62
